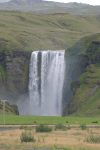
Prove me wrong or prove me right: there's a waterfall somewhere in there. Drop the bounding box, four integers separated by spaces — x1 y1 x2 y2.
28 50 65 116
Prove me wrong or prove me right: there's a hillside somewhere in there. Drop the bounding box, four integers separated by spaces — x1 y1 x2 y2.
0 11 100 54
63 33 100 117
0 100 19 115
0 0 100 15
0 10 100 116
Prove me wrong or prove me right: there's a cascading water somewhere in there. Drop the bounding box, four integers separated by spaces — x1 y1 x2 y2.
28 50 65 116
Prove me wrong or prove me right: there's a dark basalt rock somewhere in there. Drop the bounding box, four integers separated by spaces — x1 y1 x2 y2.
34 121 37 123
0 49 31 103
5 50 31 94
91 121 98 123
92 41 100 45
71 80 81 95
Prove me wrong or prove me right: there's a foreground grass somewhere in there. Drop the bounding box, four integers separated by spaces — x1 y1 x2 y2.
0 115 100 125
1 126 100 150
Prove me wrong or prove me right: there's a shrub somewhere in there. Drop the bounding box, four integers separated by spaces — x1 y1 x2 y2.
24 127 33 131
36 124 52 132
97 126 100 129
80 124 87 130
19 125 27 129
55 123 67 131
85 64 96 73
67 124 71 130
61 126 67 131
19 125 33 130
20 132 36 142
85 134 100 143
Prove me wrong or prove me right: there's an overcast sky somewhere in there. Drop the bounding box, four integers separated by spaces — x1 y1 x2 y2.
0 0 100 6
45 0 100 5
0 0 10 2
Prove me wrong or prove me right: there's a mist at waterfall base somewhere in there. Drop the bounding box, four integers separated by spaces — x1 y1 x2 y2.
17 50 86 116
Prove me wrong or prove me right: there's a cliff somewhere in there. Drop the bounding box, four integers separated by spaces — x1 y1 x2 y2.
63 33 100 117
0 48 31 103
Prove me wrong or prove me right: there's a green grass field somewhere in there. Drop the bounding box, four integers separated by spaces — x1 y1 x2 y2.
0 115 100 125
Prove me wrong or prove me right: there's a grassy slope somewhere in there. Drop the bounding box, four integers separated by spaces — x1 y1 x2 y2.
0 101 19 115
61 33 100 117
64 63 100 118
0 11 100 54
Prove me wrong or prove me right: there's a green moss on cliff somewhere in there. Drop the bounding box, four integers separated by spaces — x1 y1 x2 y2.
63 63 100 117
0 64 6 84
19 61 29 92
85 42 100 64
63 32 100 117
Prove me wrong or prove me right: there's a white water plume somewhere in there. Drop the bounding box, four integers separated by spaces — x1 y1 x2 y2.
28 50 65 116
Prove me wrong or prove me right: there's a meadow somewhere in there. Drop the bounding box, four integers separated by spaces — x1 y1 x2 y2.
0 115 100 126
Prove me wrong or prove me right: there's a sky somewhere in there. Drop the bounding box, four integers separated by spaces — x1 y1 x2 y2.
0 0 100 6
45 0 100 6
0 0 10 2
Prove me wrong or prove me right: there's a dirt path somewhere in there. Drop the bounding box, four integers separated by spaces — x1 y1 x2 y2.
0 124 99 127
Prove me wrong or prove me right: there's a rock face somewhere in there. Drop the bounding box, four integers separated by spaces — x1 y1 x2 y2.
86 41 100 64
71 80 81 95
0 49 31 103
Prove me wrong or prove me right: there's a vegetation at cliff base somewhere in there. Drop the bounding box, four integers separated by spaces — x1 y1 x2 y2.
0 101 19 115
